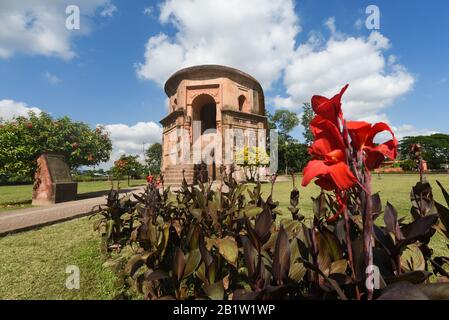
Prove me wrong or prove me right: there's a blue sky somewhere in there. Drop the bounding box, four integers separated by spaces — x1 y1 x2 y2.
1 0 448 167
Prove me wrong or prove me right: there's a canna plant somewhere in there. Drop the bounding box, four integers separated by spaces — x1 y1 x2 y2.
93 86 449 300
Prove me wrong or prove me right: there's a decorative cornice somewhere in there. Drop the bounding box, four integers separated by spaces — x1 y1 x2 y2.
159 109 185 126
221 107 267 121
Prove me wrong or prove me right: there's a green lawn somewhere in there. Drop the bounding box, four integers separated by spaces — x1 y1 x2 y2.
0 217 126 299
0 173 448 299
0 179 146 212
262 173 449 219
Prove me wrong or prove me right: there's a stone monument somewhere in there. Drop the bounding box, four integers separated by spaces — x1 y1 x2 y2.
32 153 78 205
160 65 268 185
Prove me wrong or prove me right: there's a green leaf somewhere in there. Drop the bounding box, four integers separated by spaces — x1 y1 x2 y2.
329 259 348 275
203 281 225 300
289 262 306 282
183 249 201 279
242 206 263 218
190 208 203 221
125 255 145 279
216 236 238 267
400 243 426 272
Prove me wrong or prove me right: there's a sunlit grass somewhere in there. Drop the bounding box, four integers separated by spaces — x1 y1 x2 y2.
0 173 448 299
0 217 126 300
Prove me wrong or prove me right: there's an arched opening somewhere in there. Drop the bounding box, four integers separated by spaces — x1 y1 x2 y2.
238 95 246 112
200 103 216 134
192 94 217 134
191 94 217 181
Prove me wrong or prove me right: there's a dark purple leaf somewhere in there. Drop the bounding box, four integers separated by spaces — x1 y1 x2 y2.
272 225 290 285
398 214 438 248
384 202 404 240
173 247 186 281
255 208 272 244
378 282 430 300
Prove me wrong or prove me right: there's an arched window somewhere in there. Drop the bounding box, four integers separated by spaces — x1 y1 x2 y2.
238 95 246 112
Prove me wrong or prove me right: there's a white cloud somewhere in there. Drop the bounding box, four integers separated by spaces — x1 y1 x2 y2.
324 17 337 35
100 121 163 168
143 6 153 16
354 18 364 30
100 2 117 17
0 99 42 121
275 29 415 123
44 71 62 84
392 124 437 140
136 0 300 89
0 0 112 60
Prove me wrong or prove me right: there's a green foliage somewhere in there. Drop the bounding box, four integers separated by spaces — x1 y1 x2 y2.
92 185 137 249
267 109 310 174
400 159 416 171
301 102 314 146
399 134 449 169
111 154 145 184
94 169 449 300
0 112 112 182
268 109 300 138
279 140 310 173
145 143 162 174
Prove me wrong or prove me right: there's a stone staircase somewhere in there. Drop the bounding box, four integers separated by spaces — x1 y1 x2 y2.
162 164 196 186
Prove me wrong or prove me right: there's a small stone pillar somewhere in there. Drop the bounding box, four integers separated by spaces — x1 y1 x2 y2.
32 153 78 205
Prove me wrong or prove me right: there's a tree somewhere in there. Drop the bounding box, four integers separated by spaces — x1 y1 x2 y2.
268 109 300 140
399 134 449 169
301 102 314 146
267 109 310 174
0 112 112 182
112 154 144 186
145 143 162 174
283 140 310 173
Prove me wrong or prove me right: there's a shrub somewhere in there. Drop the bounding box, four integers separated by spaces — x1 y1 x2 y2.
93 85 449 300
92 168 449 300
400 159 416 171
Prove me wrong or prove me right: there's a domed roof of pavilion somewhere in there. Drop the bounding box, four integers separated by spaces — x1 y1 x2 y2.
164 64 264 96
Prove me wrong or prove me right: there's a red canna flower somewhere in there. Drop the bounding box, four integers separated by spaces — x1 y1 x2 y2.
311 84 349 129
346 121 398 170
302 119 357 191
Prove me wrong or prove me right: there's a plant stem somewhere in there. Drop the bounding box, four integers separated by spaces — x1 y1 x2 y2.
362 171 374 300
343 206 360 299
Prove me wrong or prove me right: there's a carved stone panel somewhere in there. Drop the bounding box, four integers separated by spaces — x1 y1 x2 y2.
186 84 220 105
32 153 78 205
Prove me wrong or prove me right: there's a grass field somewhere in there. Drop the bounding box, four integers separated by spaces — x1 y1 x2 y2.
0 173 448 299
0 217 126 299
0 179 146 212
